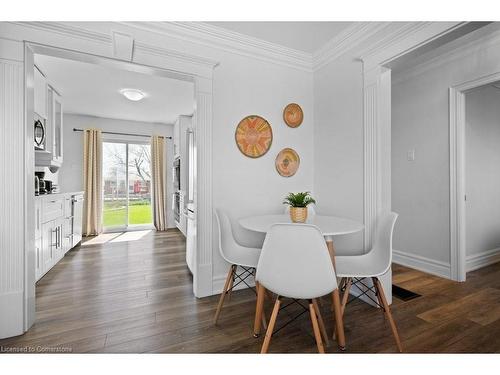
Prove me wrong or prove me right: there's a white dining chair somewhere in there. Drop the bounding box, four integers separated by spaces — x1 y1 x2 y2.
213 208 263 325
334 212 402 352
283 205 316 215
255 223 345 353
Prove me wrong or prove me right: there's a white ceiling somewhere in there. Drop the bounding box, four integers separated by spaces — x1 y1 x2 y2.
207 22 353 53
34 54 195 124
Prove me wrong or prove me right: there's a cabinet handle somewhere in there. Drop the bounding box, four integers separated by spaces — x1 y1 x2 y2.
51 228 57 247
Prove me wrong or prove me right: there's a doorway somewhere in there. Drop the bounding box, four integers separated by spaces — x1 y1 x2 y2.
102 140 153 231
450 72 500 281
21 40 215 338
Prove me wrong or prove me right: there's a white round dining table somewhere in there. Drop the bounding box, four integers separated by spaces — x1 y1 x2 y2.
238 214 364 242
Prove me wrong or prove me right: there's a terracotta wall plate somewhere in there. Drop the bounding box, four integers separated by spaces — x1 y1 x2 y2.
275 148 300 177
235 115 273 158
283 103 303 128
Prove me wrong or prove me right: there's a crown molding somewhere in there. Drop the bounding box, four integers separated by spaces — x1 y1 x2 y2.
392 25 500 86
121 22 313 72
312 22 391 71
359 22 468 72
10 22 219 69
358 22 432 62
9 21 470 76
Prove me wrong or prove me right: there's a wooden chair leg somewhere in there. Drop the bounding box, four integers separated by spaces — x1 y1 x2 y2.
253 282 266 337
309 300 325 353
341 278 352 315
214 265 235 325
331 278 345 312
312 298 329 346
332 289 346 351
333 277 352 338
260 297 281 354
372 277 403 353
373 279 386 316
227 266 235 300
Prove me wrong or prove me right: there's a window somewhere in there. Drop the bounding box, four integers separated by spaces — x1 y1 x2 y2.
102 141 153 230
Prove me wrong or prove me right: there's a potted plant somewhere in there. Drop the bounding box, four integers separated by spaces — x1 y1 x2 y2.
283 191 316 223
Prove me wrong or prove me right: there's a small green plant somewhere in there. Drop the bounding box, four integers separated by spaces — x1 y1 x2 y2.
283 191 316 208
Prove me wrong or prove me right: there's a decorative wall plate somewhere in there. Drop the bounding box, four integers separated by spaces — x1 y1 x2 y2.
283 103 303 128
235 115 273 158
275 148 300 177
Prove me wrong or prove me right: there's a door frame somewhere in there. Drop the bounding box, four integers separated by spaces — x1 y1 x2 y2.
23 38 216 332
359 22 467 300
449 70 500 281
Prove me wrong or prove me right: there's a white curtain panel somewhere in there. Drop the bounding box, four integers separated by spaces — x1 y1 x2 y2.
151 135 167 231
83 128 103 236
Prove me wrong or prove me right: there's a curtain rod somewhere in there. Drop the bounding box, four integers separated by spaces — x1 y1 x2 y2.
72 128 172 139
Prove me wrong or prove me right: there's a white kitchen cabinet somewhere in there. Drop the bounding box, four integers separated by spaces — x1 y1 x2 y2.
41 220 56 273
35 80 63 171
63 197 72 253
53 218 65 262
34 66 47 119
35 238 42 281
40 217 64 276
52 90 63 165
35 192 84 281
35 200 42 240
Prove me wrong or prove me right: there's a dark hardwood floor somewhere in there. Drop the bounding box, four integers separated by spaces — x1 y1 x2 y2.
1 229 499 353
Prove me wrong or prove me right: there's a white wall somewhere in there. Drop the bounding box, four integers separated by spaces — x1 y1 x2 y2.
313 55 365 254
211 53 314 277
465 85 500 257
58 114 176 228
392 25 500 272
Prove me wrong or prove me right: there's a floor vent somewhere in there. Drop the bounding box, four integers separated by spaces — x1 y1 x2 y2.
392 285 421 301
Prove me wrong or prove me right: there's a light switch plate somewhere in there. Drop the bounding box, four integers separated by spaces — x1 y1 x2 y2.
407 149 415 161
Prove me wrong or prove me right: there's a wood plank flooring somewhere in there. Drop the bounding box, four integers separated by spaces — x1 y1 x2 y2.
1 229 500 353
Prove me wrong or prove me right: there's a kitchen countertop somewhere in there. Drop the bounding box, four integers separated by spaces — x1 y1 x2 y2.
35 191 84 199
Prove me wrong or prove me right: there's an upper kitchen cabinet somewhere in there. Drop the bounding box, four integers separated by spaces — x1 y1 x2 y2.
34 66 47 119
52 89 63 165
35 67 64 171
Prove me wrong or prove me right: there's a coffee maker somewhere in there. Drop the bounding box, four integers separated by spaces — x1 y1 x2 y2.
35 171 46 195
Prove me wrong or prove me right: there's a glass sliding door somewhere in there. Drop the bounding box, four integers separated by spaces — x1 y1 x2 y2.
127 143 153 226
102 141 153 231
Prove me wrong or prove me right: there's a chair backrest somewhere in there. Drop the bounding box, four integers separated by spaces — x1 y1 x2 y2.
369 212 399 275
255 223 337 299
214 208 241 265
283 205 316 215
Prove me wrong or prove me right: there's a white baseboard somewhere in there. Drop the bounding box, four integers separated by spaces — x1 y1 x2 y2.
393 249 451 279
466 247 500 272
212 268 256 296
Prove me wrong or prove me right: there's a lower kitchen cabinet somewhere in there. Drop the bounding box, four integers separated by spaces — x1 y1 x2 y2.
41 220 57 274
35 192 84 282
35 238 42 281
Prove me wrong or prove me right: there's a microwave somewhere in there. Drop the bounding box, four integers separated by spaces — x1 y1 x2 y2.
34 118 46 150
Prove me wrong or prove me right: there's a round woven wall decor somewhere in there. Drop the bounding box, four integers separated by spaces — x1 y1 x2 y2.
235 115 273 158
275 148 300 177
283 103 303 128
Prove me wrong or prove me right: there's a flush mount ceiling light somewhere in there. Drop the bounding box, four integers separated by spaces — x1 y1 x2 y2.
120 88 145 101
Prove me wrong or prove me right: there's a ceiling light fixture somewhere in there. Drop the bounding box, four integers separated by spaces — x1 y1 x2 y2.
120 88 145 101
